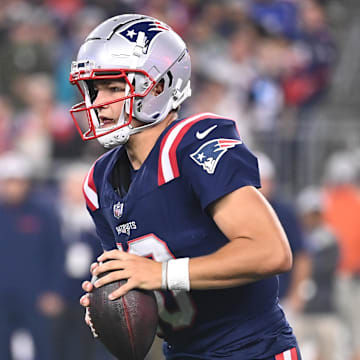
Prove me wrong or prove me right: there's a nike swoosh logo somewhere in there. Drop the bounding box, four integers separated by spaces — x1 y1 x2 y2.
196 125 218 140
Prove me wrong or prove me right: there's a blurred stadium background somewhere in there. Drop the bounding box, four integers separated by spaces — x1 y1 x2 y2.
1 0 359 195
0 1 360 360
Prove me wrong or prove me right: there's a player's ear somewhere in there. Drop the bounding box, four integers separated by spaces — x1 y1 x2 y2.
153 79 164 96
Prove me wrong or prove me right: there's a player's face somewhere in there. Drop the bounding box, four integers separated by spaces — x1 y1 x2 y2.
92 79 127 129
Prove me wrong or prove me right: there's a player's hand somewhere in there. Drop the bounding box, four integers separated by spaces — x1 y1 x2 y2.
92 250 162 300
79 261 100 308
80 281 93 308
80 284 99 337
80 261 100 319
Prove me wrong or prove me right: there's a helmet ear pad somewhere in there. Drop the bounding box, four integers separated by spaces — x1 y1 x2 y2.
153 80 165 96
132 75 174 124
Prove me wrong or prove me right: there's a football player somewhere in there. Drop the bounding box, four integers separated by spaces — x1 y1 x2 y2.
70 14 302 360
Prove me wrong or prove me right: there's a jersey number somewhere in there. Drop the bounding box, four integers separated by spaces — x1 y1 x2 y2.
125 233 196 330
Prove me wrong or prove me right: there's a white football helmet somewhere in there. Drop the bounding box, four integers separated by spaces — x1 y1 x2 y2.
69 14 192 148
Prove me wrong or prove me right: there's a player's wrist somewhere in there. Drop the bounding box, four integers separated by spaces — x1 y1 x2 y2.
161 261 168 290
162 257 190 291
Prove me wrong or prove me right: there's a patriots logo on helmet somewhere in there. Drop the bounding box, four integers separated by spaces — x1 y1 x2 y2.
117 20 169 53
190 138 242 174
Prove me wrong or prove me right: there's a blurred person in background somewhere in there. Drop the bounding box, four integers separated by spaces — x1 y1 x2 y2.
51 161 114 360
54 5 107 105
257 152 311 312
13 73 85 177
323 151 360 360
294 186 342 360
282 0 337 116
184 77 254 149
0 95 15 153
185 19 260 149
137 0 192 36
249 34 287 138
280 0 336 193
0 2 59 108
249 0 336 195
0 151 65 360
207 22 259 102
249 0 336 122
249 33 290 173
182 1 230 78
249 0 300 40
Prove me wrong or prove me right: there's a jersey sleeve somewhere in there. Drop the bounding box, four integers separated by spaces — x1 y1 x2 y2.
87 210 115 251
179 118 261 210
83 160 116 251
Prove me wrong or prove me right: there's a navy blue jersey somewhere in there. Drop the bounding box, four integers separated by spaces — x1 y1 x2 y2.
83 113 297 359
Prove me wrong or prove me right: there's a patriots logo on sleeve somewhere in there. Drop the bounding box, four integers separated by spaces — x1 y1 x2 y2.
117 20 169 53
190 138 242 174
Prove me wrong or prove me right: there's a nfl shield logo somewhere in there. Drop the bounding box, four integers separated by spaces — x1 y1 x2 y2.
113 202 124 219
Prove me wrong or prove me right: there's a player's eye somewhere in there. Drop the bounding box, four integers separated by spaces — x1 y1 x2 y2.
109 82 126 92
110 86 125 93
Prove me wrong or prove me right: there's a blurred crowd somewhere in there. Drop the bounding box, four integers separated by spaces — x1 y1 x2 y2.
0 0 339 184
0 0 359 360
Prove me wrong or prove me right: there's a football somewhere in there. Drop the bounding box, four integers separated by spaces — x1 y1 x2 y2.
88 276 159 360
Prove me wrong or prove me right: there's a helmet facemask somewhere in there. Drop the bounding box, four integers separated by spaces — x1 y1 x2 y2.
70 64 156 148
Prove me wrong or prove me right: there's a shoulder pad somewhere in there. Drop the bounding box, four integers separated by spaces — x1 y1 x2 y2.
158 112 236 185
